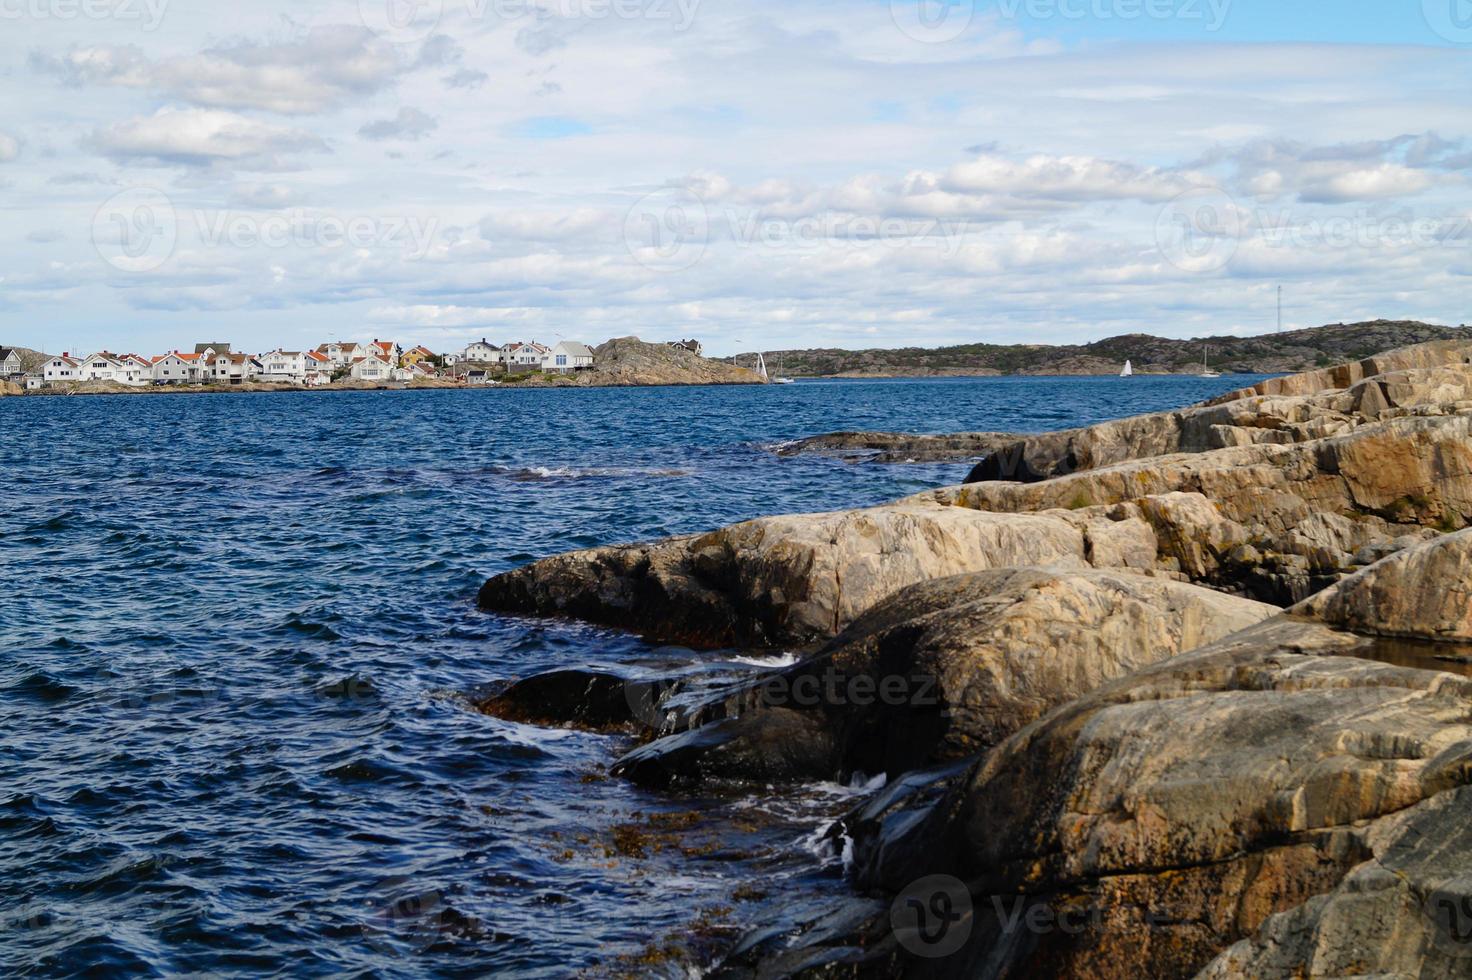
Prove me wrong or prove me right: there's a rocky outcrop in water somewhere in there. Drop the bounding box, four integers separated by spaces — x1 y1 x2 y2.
479 503 1096 647
481 414 1465 640
771 431 1015 463
475 338 1472 978
836 530 1472 980
573 336 765 387
608 568 1276 786
965 339 1472 483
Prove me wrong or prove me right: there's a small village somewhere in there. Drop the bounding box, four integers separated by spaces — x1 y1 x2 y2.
0 338 619 391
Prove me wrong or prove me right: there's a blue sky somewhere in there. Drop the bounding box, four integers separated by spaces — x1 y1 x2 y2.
966 0 1464 46
1 0 1470 357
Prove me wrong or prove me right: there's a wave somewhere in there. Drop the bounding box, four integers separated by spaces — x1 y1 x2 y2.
486 465 694 482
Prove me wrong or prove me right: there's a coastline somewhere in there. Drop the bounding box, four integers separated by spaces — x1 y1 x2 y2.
6 377 770 397
473 337 1472 976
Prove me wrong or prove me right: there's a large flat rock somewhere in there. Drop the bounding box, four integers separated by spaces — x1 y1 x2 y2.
844 531 1472 979
480 502 1095 647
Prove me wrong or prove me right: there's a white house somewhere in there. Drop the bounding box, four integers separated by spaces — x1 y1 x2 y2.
80 352 150 386
461 339 502 365
151 352 207 384
0 347 22 377
209 352 263 384
315 342 364 369
258 350 309 382
505 341 550 369
197 348 232 382
79 352 123 382
349 353 394 381
304 350 333 385
368 339 401 366
43 354 81 383
543 341 595 373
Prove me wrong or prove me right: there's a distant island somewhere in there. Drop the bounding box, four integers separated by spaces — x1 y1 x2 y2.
723 320 1472 378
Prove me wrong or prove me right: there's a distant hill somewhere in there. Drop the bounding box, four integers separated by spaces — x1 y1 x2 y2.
725 320 1472 377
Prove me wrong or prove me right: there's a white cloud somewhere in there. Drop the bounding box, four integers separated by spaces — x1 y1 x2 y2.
6 9 1472 355
91 108 328 168
33 28 403 115
1299 164 1437 203
0 133 18 162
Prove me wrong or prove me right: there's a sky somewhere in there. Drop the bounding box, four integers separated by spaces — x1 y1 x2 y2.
1 0 1470 358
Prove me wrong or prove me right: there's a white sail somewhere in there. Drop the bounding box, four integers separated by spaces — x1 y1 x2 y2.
773 352 795 383
756 352 769 381
1200 346 1220 378
1121 360 1134 378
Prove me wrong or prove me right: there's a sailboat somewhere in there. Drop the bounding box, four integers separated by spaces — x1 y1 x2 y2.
772 353 795 384
1120 360 1134 378
1199 346 1221 379
755 352 770 382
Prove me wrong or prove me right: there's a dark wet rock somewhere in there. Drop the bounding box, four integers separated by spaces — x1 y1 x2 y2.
476 669 642 731
612 709 837 786
772 431 1015 464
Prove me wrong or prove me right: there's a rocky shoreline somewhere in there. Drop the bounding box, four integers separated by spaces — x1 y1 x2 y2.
476 338 1472 977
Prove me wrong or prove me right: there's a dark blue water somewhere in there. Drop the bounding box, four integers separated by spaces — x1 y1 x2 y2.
0 376 1265 976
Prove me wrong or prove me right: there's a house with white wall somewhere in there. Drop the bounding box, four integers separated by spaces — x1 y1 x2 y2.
349 353 394 381
461 340 502 365
369 339 401 366
258 350 309 382
543 341 595 373
315 342 363 369
505 341 550 369
80 352 151 386
0 347 22 377
43 354 81 383
151 352 206 384
304 350 332 385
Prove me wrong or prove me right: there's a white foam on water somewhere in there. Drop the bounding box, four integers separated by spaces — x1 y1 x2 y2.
725 652 800 668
